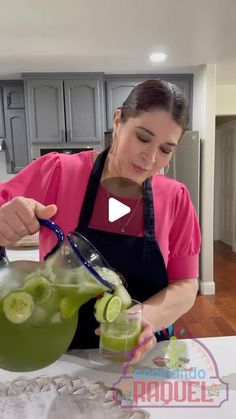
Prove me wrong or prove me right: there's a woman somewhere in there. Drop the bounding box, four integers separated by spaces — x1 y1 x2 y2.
0 80 200 363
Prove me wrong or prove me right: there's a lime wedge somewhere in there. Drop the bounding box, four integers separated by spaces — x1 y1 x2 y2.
23 276 52 304
3 291 35 324
94 292 113 322
60 296 78 319
113 285 132 309
105 295 122 322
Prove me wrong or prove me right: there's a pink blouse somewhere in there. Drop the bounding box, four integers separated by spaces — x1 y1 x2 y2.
0 151 201 281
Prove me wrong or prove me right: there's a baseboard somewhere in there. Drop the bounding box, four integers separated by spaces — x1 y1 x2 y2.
199 281 216 295
232 244 236 253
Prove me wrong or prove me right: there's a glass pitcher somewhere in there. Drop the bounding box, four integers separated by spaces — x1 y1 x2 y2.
0 219 117 372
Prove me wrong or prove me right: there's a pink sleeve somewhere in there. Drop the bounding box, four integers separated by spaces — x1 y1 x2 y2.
0 151 92 261
0 153 61 207
0 153 62 260
167 185 201 281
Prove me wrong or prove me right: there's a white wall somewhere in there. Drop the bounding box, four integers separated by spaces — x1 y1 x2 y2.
192 64 216 295
214 129 221 241
216 85 236 115
214 120 236 251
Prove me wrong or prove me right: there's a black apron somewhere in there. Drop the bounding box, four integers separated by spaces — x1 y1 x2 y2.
69 148 172 349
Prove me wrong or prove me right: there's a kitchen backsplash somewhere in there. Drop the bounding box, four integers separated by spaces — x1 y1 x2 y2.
0 152 15 182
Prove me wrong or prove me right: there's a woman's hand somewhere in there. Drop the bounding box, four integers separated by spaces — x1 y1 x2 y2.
0 196 57 247
125 318 156 365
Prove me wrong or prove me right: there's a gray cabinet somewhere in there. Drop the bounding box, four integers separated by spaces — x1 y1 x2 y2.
64 79 103 144
0 87 6 138
4 110 29 172
25 79 65 144
4 84 25 109
105 75 193 131
0 82 29 173
24 75 104 146
105 79 143 131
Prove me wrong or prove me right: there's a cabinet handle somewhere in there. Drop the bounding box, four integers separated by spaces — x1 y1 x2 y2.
61 129 65 142
67 129 71 142
0 139 6 151
10 160 15 172
7 95 11 108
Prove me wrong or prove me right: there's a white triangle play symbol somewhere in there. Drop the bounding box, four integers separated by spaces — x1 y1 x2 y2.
108 197 131 222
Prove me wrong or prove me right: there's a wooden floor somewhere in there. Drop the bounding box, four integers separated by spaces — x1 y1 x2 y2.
175 241 236 338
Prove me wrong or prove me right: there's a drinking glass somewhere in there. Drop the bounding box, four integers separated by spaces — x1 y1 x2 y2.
99 299 142 362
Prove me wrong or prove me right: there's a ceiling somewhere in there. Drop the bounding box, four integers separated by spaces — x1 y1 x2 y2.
1 0 236 84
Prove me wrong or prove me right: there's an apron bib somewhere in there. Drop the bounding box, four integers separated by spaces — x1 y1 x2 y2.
69 149 171 349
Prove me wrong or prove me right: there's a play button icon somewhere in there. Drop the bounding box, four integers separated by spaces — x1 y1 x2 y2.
108 197 131 222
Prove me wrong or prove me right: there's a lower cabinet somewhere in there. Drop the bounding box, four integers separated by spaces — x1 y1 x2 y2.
4 109 29 173
0 86 6 139
0 82 29 174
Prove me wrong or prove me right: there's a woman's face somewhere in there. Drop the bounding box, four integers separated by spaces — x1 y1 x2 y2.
109 109 183 184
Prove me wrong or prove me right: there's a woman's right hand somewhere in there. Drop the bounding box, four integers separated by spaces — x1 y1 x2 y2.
0 197 57 247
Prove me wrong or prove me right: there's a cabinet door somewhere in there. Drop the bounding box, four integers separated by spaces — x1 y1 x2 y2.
159 76 193 129
4 83 25 109
0 86 6 138
105 75 193 130
64 79 104 145
105 80 142 131
4 110 29 173
25 80 65 144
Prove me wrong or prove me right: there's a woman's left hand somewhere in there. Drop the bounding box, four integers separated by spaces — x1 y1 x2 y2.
125 318 157 365
95 318 157 365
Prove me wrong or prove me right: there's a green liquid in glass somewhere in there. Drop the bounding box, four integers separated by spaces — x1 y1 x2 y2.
100 316 142 361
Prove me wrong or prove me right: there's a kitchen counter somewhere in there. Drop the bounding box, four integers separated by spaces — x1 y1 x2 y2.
0 335 235 418
6 247 39 262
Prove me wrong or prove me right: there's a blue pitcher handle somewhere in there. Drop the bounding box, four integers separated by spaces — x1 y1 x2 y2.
0 219 64 266
38 219 65 260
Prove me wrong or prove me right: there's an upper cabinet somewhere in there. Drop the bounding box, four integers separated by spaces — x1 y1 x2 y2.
25 79 65 144
64 79 103 144
0 81 29 173
24 74 105 146
105 75 193 131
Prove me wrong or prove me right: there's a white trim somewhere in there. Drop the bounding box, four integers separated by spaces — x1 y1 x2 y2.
199 280 215 295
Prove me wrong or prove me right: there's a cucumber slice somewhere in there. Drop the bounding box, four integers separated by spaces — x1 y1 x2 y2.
105 295 122 323
3 291 35 324
113 285 132 309
60 296 78 319
23 276 52 304
94 292 113 322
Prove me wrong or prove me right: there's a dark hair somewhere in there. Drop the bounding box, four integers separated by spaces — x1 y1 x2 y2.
120 79 189 134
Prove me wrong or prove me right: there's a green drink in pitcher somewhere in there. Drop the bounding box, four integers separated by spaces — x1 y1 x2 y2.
0 225 131 372
0 263 119 372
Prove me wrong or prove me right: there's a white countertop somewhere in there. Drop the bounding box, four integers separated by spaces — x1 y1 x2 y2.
6 247 39 262
0 335 235 418
1 248 236 417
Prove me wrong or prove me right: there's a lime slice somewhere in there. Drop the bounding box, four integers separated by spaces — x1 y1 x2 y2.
3 291 35 324
105 295 122 322
60 296 78 319
94 292 113 322
113 285 132 309
23 276 52 304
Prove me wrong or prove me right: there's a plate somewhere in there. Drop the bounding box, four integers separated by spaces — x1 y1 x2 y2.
0 353 150 419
